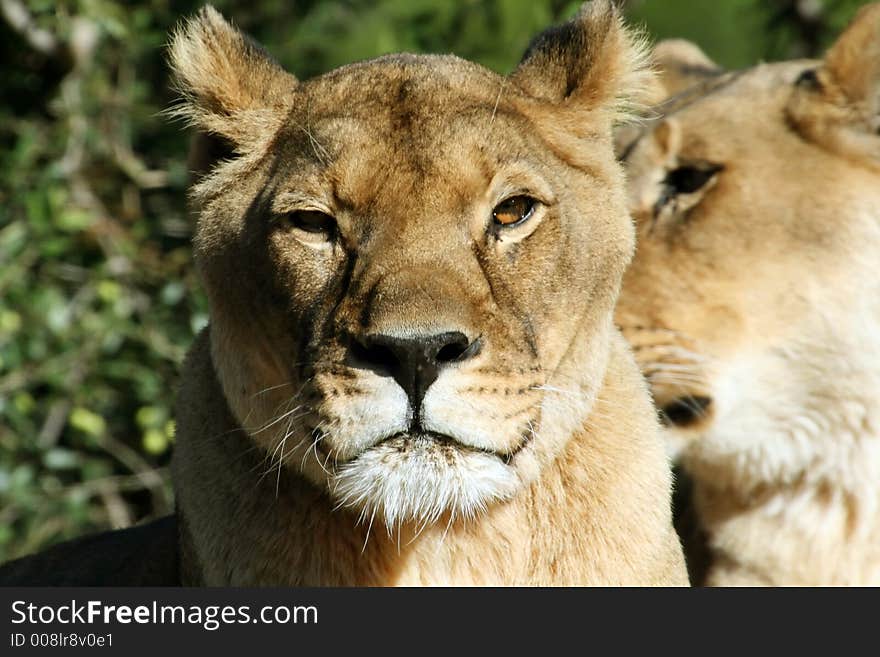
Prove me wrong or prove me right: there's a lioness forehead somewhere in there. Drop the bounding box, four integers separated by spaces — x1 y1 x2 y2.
310 53 506 107
265 56 551 214
666 61 816 121
288 54 527 156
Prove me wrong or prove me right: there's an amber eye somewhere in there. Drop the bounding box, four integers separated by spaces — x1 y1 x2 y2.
282 210 337 239
492 195 537 227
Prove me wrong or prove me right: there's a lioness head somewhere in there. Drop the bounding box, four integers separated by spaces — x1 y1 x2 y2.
170 2 653 529
617 5 880 483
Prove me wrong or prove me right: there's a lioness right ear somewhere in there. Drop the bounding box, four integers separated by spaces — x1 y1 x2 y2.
821 3 880 132
651 39 723 98
168 5 298 171
787 3 880 166
510 0 655 125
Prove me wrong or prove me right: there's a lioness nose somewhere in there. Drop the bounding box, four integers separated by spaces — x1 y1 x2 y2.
350 332 480 411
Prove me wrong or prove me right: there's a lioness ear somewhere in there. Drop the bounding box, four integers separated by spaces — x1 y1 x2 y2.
822 3 880 130
168 5 298 156
510 0 655 124
787 3 880 165
652 39 722 98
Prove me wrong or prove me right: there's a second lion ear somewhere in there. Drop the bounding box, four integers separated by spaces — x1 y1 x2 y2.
822 2 880 125
787 3 880 166
168 5 298 165
651 39 722 98
510 0 656 125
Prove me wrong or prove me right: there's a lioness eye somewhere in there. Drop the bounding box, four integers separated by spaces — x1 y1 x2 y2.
493 196 536 227
282 210 337 238
795 68 820 90
664 164 722 195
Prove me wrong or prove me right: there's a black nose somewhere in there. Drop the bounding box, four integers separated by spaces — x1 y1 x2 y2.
660 396 713 428
350 331 480 412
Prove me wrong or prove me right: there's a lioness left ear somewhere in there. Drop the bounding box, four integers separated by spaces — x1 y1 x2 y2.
787 3 880 164
510 0 655 125
168 6 298 156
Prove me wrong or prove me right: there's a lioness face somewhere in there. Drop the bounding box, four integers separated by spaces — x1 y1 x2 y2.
617 8 880 478
618 66 822 459
171 3 651 527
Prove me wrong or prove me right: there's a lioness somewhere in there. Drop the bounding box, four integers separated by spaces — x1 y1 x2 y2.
162 1 687 586
617 5 880 585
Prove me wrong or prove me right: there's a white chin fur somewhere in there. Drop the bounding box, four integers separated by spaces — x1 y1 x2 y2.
330 437 520 530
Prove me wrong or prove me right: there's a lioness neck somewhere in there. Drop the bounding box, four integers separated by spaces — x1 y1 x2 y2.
173 330 686 586
692 406 880 586
683 293 880 586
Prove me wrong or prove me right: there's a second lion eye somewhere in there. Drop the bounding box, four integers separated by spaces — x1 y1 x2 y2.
281 210 337 240
492 196 537 228
663 164 722 196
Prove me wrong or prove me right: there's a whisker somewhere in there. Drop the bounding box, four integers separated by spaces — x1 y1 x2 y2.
361 507 377 554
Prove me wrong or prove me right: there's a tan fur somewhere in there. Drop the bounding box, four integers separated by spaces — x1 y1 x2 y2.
613 39 721 162
788 4 880 168
617 7 880 585
176 331 685 585
167 2 686 586
651 39 723 98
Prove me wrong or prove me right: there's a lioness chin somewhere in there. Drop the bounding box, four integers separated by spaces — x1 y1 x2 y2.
617 5 880 585
169 1 687 586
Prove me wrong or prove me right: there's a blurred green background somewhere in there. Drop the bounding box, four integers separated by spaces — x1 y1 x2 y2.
0 0 869 562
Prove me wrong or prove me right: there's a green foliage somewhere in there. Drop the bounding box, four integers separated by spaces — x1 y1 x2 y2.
626 0 867 68
0 0 869 561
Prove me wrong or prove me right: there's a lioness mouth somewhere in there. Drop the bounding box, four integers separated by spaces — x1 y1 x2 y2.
387 430 499 456
315 429 531 466
381 430 532 465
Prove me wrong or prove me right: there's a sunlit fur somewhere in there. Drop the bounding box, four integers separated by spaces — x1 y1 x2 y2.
168 2 687 585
